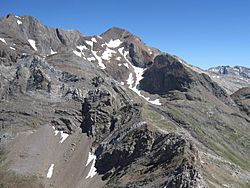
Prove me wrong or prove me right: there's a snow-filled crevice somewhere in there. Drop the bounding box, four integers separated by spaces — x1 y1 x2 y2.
119 47 161 105
73 45 87 58
92 50 106 69
50 47 57 55
85 152 97 179
86 40 106 69
28 39 37 51
0 38 7 44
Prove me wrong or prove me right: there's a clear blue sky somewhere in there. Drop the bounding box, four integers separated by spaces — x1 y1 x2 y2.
1 0 250 69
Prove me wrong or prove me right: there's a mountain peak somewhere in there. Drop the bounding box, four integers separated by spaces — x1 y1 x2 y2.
101 26 132 41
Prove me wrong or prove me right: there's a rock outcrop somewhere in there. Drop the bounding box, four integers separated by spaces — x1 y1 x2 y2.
0 14 250 188
140 54 232 105
231 87 250 116
80 83 204 187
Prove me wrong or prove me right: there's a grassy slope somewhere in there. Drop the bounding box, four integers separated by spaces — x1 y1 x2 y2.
142 97 250 187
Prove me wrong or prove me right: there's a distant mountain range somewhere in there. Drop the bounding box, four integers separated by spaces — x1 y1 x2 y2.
207 65 250 94
208 65 250 79
0 14 250 188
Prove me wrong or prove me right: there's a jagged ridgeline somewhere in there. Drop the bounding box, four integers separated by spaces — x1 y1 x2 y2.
0 14 250 188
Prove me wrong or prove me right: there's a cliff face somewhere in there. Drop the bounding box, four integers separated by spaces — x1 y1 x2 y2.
0 14 250 188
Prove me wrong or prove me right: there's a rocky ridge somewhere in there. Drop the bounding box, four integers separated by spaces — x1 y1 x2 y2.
0 14 249 188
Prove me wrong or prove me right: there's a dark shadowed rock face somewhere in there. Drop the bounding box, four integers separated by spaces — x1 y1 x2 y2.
231 87 250 116
139 54 233 105
140 54 193 95
128 42 154 68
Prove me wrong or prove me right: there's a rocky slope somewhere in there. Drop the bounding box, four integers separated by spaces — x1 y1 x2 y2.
231 87 250 117
207 66 250 94
0 14 250 188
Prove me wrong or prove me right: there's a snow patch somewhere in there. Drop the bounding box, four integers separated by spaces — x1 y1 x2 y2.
120 47 161 105
118 48 131 68
73 50 82 57
123 63 129 68
15 15 21 19
123 51 130 63
92 51 106 69
118 48 129 69
127 68 162 105
106 39 123 48
77 45 87 51
86 152 96 166
121 82 124 85
60 132 69 143
147 99 161 105
87 39 106 69
10 47 16 50
46 164 54 178
52 127 69 143
91 37 97 43
118 63 122 66
0 38 7 44
28 39 37 51
87 57 96 61
54 130 59 136
102 48 116 61
126 73 134 86
73 45 87 58
118 47 124 55
116 57 121 61
17 20 22 25
85 152 97 179
50 48 57 55
85 40 93 47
